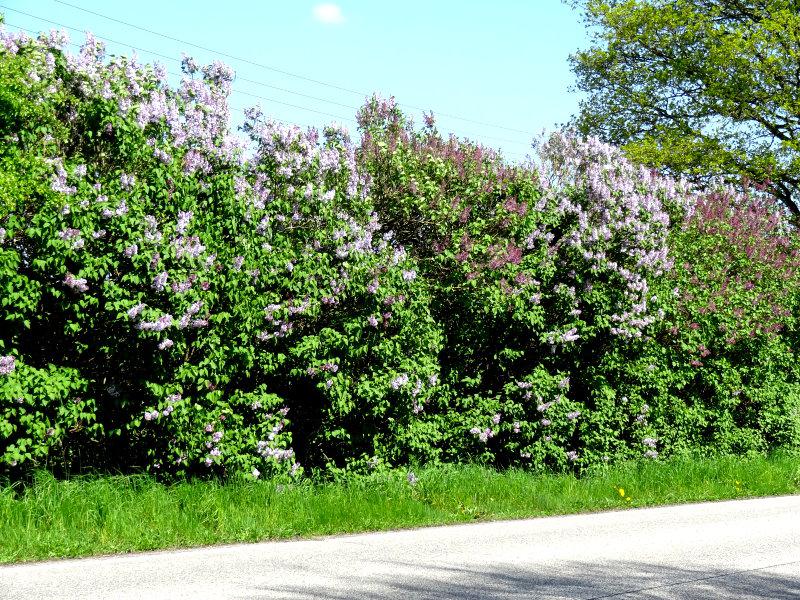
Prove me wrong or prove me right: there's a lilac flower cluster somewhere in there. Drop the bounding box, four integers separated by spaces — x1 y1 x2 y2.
0 355 15 376
63 273 89 292
469 426 495 443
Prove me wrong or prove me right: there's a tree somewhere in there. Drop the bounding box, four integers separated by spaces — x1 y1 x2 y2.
569 0 800 218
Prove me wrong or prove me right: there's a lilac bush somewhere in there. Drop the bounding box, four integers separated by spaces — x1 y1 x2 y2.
2 23 797 480
0 26 441 477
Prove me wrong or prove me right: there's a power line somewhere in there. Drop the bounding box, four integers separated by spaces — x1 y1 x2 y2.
0 8 358 124
1 14 531 157
50 0 539 137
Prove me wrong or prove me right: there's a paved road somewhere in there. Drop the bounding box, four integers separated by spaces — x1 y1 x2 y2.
2 495 799 599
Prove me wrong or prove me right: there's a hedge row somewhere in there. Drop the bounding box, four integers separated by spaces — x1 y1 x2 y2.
1 28 798 480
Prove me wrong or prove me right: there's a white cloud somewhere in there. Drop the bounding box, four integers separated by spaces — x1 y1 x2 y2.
312 3 345 25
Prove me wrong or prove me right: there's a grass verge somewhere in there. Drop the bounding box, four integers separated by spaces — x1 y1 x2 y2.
1 451 798 563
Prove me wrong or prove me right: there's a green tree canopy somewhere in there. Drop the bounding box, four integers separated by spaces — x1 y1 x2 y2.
570 0 800 218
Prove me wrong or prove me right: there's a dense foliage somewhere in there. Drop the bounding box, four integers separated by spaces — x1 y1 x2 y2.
1 25 798 481
569 0 800 219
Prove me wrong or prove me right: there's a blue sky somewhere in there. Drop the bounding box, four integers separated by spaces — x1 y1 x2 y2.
1 1 588 161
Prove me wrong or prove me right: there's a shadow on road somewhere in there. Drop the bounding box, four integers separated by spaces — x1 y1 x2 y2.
241 558 800 599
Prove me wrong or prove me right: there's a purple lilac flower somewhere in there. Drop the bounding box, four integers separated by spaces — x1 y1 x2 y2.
152 271 168 291
232 256 244 271
559 376 570 389
124 244 138 258
171 279 192 294
119 173 135 190
561 328 580 343
212 431 224 443
173 236 206 258
642 437 658 448
566 450 578 462
181 53 198 74
567 411 581 421
176 211 193 234
644 449 659 459
402 269 417 281
64 273 89 292
367 315 379 327
127 303 145 320
391 373 409 389
158 339 174 350
0 355 15 375
541 418 551 427
137 314 173 332
492 413 501 425
513 421 521 433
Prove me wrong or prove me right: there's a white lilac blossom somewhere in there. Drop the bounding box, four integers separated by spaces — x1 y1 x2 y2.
157 339 174 350
566 450 579 462
0 355 15 375
642 437 658 448
567 411 581 421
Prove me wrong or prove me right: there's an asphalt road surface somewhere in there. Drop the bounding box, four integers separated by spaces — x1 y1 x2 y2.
2 495 799 599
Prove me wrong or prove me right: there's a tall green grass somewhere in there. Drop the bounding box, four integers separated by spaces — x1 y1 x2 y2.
2 451 798 563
